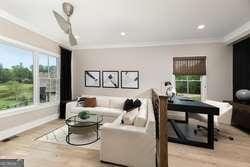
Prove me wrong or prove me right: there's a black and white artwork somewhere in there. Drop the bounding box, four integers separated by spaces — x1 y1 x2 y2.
121 71 139 89
85 71 101 87
102 71 119 88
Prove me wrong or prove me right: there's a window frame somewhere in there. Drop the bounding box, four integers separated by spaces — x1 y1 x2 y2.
38 53 60 104
0 35 60 115
173 75 207 101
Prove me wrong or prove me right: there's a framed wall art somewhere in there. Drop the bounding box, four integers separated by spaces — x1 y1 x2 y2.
121 71 139 89
85 70 101 87
102 71 119 88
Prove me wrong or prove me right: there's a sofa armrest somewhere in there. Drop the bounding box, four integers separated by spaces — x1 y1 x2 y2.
66 101 77 119
217 104 233 125
101 122 146 134
100 122 155 167
111 112 124 125
145 99 156 136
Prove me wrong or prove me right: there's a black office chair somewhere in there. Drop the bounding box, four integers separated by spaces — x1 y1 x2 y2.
194 124 234 141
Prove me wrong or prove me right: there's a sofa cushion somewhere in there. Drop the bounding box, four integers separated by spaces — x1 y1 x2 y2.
134 102 148 127
71 107 122 117
110 98 125 109
122 108 138 125
96 97 110 107
84 97 97 107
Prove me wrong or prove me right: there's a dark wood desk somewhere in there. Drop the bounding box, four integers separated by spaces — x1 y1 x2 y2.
167 96 219 149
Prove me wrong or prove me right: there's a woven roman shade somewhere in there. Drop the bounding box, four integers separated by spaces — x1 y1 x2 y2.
173 56 206 75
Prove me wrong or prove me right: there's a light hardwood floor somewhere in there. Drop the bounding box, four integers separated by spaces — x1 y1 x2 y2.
0 119 249 167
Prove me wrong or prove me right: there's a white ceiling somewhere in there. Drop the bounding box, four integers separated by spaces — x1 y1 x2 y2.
0 0 249 49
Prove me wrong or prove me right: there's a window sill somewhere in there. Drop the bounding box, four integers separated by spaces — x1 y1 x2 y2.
0 102 60 119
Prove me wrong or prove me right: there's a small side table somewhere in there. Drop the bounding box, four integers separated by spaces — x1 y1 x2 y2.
231 102 250 132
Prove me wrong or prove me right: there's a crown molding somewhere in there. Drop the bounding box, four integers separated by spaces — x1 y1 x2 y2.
73 38 223 50
0 9 64 45
224 21 250 44
0 34 60 57
2 8 248 50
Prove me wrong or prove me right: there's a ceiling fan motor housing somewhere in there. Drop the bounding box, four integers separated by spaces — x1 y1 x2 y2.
63 2 74 17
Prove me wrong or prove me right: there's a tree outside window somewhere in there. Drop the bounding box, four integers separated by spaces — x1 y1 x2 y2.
175 75 201 101
0 43 33 111
0 42 60 112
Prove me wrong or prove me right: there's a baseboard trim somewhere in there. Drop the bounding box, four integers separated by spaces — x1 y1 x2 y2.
0 113 59 141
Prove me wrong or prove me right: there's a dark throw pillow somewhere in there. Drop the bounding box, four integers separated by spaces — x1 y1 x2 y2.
123 99 134 112
133 99 142 108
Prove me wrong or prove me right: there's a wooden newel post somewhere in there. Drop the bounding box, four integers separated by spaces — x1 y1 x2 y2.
152 89 168 167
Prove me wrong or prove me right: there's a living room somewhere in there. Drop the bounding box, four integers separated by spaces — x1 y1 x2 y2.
0 1 250 167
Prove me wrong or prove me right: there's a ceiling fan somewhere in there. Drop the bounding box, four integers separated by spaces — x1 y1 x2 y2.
53 2 77 46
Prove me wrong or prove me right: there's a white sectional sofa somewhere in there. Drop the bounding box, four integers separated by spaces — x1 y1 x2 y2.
66 95 156 167
194 100 233 125
66 95 127 123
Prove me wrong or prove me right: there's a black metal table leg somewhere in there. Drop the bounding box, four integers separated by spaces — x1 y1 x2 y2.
97 123 99 139
168 114 215 149
169 120 187 142
207 114 214 149
185 112 189 124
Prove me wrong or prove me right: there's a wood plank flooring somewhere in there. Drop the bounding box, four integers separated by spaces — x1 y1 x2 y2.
0 119 249 167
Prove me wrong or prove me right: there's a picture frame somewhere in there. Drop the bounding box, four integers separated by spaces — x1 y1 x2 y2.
121 71 139 89
85 70 101 87
102 71 119 88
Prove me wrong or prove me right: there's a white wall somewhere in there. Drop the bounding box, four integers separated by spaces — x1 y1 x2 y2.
0 17 59 140
73 43 233 101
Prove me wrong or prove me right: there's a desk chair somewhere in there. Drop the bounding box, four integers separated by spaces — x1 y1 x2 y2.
192 100 234 141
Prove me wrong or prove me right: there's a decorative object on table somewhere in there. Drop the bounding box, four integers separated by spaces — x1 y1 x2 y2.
121 71 139 89
236 89 250 101
84 97 97 107
78 111 90 119
102 71 119 88
85 71 101 87
165 81 176 102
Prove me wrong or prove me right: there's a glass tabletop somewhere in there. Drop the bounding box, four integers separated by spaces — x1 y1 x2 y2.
65 114 103 127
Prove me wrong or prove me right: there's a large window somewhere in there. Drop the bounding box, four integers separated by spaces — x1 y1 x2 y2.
173 56 206 101
0 41 60 112
0 43 33 110
175 75 201 101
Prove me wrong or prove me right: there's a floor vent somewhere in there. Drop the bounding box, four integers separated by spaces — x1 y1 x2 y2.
2 135 18 142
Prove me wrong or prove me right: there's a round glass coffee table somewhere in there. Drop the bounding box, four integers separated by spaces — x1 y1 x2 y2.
65 114 103 146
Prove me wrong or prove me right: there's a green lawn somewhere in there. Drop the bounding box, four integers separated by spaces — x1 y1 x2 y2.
0 82 33 111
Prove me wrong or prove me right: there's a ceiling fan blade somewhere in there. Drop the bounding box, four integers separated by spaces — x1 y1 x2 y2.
69 32 77 46
53 10 70 34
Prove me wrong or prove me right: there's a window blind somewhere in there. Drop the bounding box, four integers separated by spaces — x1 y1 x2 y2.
173 56 206 75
